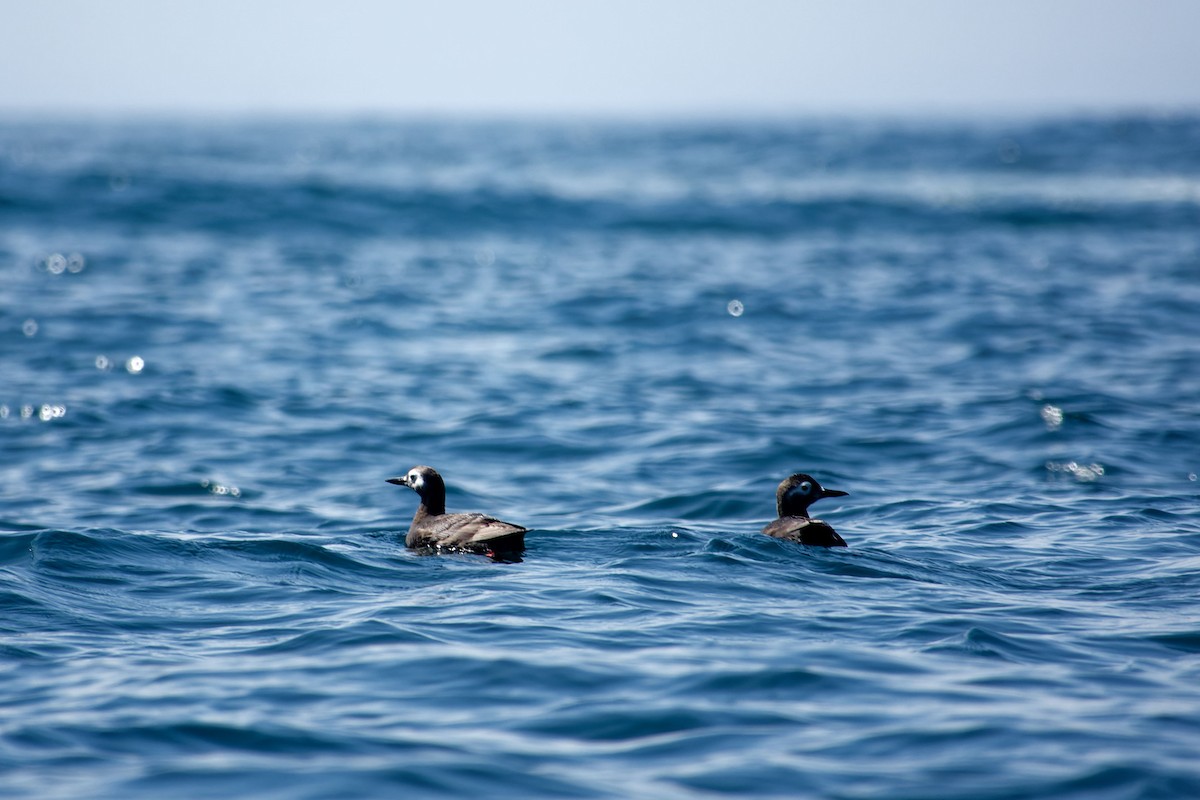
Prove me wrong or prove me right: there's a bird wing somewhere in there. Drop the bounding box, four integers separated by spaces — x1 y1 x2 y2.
762 516 847 547
412 513 527 550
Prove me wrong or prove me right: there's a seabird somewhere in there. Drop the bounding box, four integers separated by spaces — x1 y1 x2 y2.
762 473 848 547
387 465 526 557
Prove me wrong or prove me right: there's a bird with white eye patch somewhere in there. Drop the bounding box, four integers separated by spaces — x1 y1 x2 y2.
762 473 849 547
386 465 526 557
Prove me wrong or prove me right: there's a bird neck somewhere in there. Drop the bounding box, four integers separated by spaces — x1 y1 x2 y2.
778 498 812 518
412 495 445 524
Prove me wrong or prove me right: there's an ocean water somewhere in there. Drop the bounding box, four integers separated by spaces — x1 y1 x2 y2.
2 114 1200 799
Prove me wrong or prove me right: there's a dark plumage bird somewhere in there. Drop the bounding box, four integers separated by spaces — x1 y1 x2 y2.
762 473 848 547
387 465 526 557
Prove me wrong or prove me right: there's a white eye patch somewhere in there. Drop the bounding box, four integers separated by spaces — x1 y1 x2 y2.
787 481 813 498
408 472 424 489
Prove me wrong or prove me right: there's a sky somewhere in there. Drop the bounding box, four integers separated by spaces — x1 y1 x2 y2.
3 0 1200 117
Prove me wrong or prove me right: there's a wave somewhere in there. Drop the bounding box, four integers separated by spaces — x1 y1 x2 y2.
5 167 1195 242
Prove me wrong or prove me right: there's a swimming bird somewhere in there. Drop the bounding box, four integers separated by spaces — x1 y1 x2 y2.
763 473 848 547
387 465 526 557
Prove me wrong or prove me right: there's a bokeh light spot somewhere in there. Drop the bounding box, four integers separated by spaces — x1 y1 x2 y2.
39 404 66 422
201 479 242 498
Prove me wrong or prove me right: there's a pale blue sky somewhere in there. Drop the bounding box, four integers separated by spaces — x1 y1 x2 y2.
3 0 1199 116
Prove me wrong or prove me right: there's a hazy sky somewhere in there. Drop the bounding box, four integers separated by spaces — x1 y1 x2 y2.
4 0 1200 116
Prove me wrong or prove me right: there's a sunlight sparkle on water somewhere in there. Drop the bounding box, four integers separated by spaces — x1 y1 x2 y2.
200 479 241 498
1040 404 1064 429
41 252 85 275
45 253 67 274
126 356 145 374
39 404 67 422
1046 461 1105 482
727 299 744 317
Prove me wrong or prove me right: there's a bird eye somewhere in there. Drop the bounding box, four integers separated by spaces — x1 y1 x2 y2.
799 481 812 494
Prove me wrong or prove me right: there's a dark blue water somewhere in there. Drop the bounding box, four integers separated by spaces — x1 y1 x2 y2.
3 115 1200 799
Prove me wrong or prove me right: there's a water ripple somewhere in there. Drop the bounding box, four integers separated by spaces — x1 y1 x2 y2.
3 116 1200 799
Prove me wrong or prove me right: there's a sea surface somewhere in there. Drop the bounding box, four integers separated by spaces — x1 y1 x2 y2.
2 114 1200 799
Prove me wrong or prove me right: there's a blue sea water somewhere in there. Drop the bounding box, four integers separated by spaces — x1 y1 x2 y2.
2 114 1200 799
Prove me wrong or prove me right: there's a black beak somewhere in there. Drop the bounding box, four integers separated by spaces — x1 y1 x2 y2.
386 477 406 486
822 489 849 498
